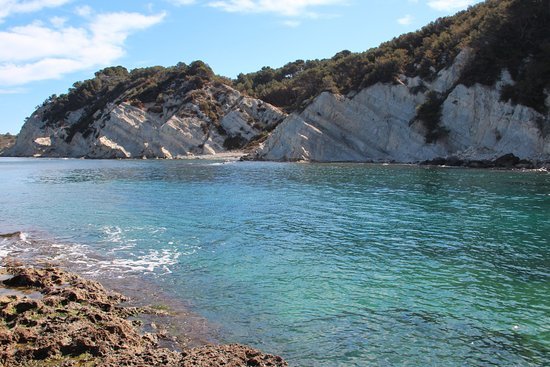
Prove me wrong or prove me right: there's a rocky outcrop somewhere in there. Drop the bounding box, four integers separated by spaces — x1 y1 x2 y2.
421 153 536 169
0 134 16 155
253 50 549 164
6 83 286 159
0 264 287 367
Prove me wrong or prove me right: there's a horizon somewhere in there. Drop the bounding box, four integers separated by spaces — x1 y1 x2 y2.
0 0 483 134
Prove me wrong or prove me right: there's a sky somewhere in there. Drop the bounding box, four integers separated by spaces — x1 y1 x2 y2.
0 0 483 134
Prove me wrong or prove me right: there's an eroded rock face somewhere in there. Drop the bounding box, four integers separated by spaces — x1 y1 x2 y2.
440 84 547 161
256 87 443 162
0 264 288 367
254 50 549 164
7 83 286 159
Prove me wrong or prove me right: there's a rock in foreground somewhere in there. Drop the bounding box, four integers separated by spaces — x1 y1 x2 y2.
0 264 287 367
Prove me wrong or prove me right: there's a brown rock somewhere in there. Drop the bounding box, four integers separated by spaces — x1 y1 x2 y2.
180 344 288 367
0 264 288 367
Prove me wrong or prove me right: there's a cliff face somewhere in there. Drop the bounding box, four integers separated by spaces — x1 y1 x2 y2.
7 78 285 159
8 57 547 163
254 50 549 163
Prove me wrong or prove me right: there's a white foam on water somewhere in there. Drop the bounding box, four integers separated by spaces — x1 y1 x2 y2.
99 248 182 275
0 232 31 260
0 230 195 278
0 239 10 259
100 226 124 244
18 232 29 243
0 224 210 282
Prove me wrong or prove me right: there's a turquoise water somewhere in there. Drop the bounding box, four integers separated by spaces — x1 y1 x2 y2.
0 158 549 366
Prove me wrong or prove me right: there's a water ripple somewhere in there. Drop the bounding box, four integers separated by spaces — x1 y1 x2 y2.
0 159 548 366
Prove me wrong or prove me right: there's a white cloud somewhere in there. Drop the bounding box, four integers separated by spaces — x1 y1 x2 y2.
49 15 66 27
0 0 72 21
397 14 413 25
0 11 166 86
427 0 477 11
170 0 197 5
207 0 347 17
74 5 92 17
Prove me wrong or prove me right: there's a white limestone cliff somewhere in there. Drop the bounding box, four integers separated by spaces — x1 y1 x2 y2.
255 50 549 164
8 83 286 159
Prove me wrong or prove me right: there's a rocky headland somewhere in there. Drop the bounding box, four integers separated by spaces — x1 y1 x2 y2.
0 260 287 367
251 53 549 165
5 67 286 159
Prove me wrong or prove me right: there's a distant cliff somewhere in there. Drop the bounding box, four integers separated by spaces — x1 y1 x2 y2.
5 0 549 164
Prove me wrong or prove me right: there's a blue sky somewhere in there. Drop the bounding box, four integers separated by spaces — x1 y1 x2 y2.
0 0 482 134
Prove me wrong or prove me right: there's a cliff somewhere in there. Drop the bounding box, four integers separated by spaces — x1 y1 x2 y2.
6 64 285 159
241 0 550 164
253 50 549 164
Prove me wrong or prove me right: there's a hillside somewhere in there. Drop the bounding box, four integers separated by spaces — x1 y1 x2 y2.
237 0 549 114
7 62 285 158
5 0 549 163
249 0 549 164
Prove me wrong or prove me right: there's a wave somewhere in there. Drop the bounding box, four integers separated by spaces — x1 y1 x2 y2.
0 229 194 278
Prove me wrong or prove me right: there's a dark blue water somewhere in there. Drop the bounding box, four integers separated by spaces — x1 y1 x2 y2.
0 158 548 366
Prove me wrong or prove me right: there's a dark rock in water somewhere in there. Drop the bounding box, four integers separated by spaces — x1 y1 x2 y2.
421 154 536 169
0 232 22 238
420 157 447 166
421 156 464 166
495 153 520 168
515 160 535 169
466 160 491 168
446 157 465 167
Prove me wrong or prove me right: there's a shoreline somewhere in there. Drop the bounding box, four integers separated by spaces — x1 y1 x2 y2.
0 257 288 366
1 152 548 172
0 231 245 352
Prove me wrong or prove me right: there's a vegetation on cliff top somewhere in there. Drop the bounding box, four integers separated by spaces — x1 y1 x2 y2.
235 0 549 115
41 61 230 143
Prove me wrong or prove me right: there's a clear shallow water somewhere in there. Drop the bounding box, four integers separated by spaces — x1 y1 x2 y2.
0 158 549 366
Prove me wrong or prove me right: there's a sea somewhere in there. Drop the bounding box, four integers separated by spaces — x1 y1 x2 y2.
0 157 548 367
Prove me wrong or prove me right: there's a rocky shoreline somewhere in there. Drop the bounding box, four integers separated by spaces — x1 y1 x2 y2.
0 261 287 367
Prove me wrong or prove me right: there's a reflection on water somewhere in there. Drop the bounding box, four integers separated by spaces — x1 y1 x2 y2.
0 158 549 366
